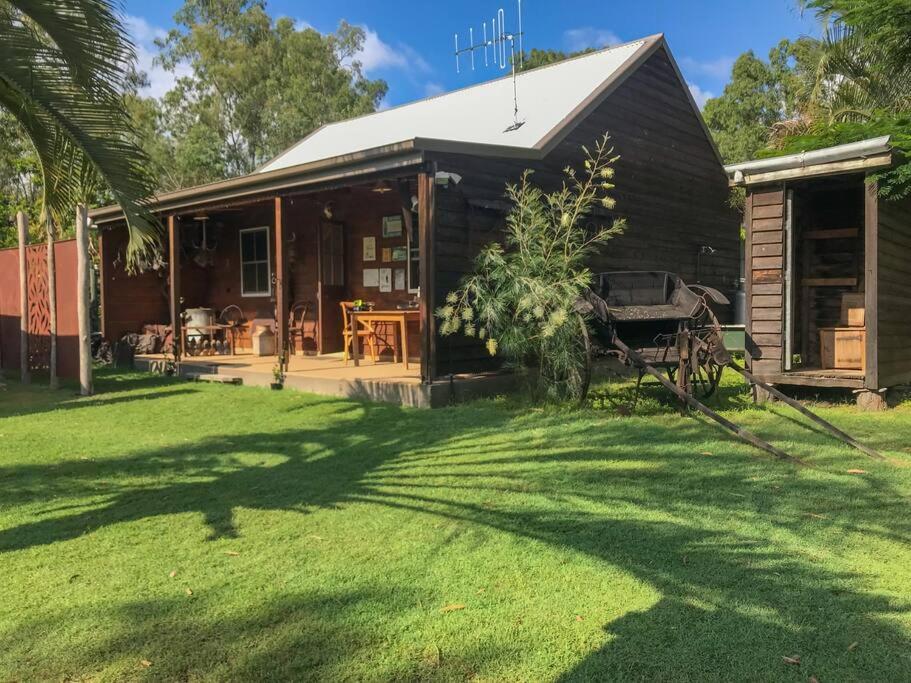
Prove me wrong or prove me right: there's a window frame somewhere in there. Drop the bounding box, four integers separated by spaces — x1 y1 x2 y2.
239 226 272 297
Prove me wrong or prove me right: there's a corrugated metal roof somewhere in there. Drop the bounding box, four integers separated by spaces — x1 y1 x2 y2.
259 37 651 173
725 136 893 177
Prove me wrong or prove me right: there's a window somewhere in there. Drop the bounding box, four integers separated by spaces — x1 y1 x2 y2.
239 226 271 297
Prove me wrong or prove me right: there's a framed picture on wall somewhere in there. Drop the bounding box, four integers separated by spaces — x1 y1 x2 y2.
381 247 392 262
391 246 408 262
363 236 376 261
379 268 392 293
382 215 403 237
363 268 379 287
394 268 406 291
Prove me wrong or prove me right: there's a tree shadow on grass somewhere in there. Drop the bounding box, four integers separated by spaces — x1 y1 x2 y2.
0 370 195 418
1 390 910 680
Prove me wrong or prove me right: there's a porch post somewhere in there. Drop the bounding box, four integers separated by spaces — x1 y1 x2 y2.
418 168 437 383
168 215 181 360
274 196 289 368
16 211 29 384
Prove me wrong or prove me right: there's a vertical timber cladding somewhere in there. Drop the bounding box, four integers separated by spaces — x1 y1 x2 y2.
876 193 911 387
428 46 740 376
747 184 786 377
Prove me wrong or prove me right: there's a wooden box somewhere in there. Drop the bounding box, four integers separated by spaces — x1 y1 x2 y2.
840 293 865 327
820 327 865 370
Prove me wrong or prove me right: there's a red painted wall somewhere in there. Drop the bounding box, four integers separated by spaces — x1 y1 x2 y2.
0 239 80 378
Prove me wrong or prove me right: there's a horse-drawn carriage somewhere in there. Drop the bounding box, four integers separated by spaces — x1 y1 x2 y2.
578 271 882 463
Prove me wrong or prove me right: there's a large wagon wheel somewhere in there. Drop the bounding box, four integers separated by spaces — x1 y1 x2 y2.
688 327 725 399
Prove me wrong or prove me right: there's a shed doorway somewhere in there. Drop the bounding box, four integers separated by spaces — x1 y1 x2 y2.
785 174 867 377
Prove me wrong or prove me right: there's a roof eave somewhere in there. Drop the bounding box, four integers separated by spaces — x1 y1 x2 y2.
91 141 423 224
726 136 894 186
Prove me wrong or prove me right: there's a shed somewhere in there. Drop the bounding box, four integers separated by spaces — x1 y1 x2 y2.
726 137 911 408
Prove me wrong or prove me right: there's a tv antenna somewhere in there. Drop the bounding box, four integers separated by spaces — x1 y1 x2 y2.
453 0 526 130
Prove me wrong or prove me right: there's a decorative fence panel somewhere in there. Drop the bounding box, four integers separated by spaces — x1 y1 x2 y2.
0 239 80 379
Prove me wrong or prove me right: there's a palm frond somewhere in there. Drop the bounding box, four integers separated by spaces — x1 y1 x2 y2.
0 2 160 268
8 0 134 95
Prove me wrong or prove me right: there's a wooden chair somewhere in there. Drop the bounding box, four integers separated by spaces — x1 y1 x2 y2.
288 301 318 355
218 305 247 353
340 301 378 364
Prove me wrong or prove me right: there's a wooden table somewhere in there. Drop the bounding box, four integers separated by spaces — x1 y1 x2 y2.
350 309 420 368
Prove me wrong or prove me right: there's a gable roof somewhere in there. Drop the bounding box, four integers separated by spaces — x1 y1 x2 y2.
259 36 657 173
92 33 717 222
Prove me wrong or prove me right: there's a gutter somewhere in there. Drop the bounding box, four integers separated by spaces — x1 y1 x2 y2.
725 136 892 183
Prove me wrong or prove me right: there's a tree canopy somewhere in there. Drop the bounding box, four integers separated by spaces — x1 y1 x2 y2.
702 38 823 163
150 0 387 188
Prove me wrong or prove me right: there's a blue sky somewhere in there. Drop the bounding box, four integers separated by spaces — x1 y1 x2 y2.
123 0 820 109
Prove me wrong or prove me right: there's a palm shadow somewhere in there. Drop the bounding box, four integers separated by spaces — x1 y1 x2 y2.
2 383 910 680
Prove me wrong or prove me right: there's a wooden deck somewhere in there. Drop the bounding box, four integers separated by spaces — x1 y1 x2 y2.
134 352 516 408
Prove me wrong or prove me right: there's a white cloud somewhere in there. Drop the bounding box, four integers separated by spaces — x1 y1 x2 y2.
563 27 621 52
680 56 735 80
423 82 445 98
356 26 431 74
124 14 191 99
688 83 714 110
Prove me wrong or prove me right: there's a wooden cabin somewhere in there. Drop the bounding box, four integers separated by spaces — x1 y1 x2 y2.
727 137 911 409
90 34 739 406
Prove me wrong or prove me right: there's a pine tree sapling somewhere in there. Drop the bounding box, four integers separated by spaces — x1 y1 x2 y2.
438 134 625 402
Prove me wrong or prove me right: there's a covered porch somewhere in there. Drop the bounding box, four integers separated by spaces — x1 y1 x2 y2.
98 167 439 391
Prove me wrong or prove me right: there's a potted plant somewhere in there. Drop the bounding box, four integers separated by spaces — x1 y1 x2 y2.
351 298 366 311
271 360 284 390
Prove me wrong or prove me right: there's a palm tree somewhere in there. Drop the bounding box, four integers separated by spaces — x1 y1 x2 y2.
2 1 161 393
0 1 159 265
810 23 911 124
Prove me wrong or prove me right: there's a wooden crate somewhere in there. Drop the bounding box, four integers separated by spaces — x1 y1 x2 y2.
819 327 865 370
840 293 865 327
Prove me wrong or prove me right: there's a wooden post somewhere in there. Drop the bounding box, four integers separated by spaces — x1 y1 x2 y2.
76 204 92 395
46 216 58 390
16 211 30 384
168 215 181 360
274 196 288 368
864 179 878 392
418 168 436 383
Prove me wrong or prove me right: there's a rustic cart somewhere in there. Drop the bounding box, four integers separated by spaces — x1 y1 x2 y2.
580 270 883 463
726 136 911 410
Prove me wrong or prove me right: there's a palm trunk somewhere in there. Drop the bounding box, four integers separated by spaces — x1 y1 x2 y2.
46 216 59 390
16 211 30 384
76 204 92 396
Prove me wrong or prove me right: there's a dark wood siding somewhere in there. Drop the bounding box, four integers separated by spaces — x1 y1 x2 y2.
744 185 785 377
99 226 170 342
876 194 911 387
428 46 740 376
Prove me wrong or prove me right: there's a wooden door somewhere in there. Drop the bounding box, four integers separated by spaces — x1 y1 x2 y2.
317 220 345 354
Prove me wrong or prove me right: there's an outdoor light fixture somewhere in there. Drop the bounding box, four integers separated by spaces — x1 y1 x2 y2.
322 202 335 220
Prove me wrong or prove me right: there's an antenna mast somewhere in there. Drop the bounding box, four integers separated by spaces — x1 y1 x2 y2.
453 0 526 130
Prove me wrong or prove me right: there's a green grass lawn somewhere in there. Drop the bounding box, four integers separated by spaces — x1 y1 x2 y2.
1 369 910 682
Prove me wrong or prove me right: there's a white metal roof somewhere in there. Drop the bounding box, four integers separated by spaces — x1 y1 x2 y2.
259 37 652 173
